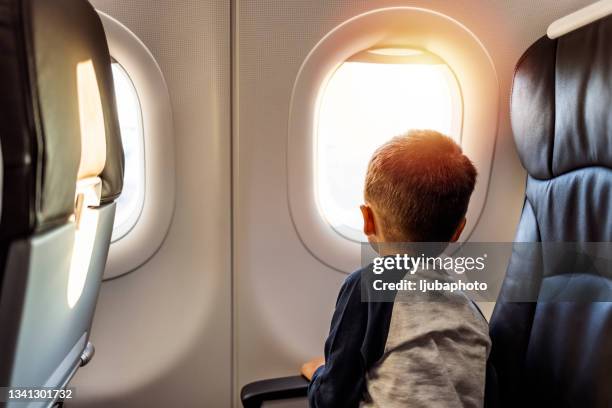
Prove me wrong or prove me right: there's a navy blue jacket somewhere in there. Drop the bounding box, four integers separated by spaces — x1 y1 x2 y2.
308 265 401 407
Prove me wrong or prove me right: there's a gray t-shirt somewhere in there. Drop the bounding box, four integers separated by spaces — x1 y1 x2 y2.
362 268 491 408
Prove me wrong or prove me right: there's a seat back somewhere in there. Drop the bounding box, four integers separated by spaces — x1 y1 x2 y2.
0 0 122 402
489 15 612 408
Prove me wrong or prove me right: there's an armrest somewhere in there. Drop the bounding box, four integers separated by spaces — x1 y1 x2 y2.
240 375 309 408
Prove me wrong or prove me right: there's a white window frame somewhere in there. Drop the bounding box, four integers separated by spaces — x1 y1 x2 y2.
98 11 175 279
287 7 499 273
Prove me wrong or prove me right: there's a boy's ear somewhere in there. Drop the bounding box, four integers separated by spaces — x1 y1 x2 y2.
360 204 376 236
450 218 467 242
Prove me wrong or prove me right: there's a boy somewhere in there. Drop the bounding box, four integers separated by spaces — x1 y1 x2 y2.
302 130 490 407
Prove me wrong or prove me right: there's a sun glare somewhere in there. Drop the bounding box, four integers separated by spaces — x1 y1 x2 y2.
316 60 461 241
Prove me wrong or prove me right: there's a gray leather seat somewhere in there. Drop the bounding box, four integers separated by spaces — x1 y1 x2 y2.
489 15 612 408
0 0 123 404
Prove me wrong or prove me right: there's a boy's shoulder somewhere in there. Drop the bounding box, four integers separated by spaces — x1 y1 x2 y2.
335 265 369 305
339 263 382 299
336 262 402 310
344 265 369 286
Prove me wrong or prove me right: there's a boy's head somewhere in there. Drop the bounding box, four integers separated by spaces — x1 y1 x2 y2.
360 130 477 245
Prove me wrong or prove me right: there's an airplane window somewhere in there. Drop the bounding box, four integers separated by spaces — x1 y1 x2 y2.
315 48 462 242
111 62 145 241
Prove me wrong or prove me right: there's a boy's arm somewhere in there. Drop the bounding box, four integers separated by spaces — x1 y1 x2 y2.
307 273 368 408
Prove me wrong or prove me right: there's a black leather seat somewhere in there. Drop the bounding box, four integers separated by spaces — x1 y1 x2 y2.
0 0 123 404
489 15 612 408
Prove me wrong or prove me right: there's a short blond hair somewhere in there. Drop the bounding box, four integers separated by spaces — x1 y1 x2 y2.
364 130 477 242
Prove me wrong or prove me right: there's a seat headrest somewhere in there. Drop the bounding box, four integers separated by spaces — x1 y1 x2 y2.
0 0 123 240
511 15 612 180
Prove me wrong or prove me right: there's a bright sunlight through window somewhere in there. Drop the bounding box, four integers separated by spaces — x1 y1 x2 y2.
316 50 462 242
111 62 145 241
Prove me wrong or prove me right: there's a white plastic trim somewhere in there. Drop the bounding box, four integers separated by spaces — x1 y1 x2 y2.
547 0 612 39
287 7 499 273
97 11 175 279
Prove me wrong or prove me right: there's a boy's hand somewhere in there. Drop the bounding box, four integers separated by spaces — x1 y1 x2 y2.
301 357 325 381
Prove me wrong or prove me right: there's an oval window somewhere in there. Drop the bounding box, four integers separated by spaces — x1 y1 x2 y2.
111 62 145 241
315 48 462 242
